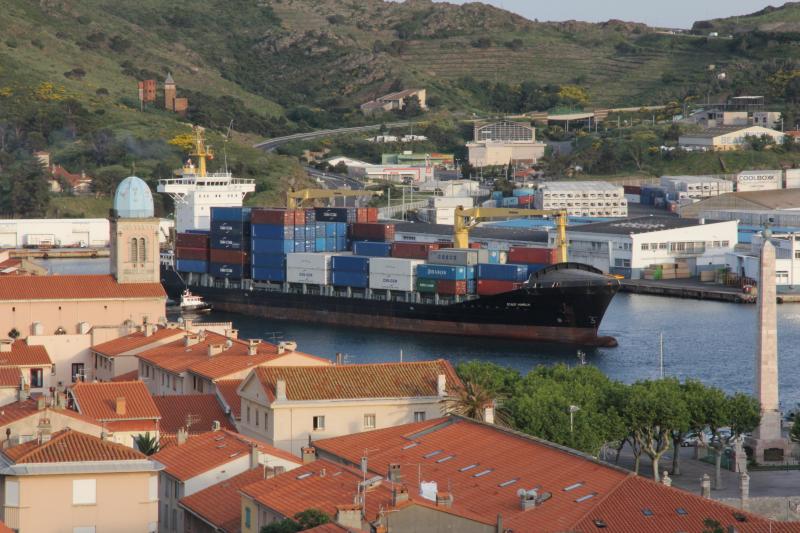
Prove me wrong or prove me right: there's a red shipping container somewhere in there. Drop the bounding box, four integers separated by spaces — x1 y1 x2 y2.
391 242 440 259
176 233 209 248
176 247 208 261
507 247 559 265
251 209 294 225
293 209 306 225
210 249 250 264
438 242 455 249
350 223 395 242
436 280 467 295
366 207 378 222
356 208 368 223
469 242 481 249
518 195 533 206
477 279 521 296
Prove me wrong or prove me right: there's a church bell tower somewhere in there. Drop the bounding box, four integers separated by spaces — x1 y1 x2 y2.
110 176 160 284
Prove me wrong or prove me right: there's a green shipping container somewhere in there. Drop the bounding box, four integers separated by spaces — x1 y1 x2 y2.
417 278 437 293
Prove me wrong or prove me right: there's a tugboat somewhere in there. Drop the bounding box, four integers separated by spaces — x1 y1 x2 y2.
178 289 213 314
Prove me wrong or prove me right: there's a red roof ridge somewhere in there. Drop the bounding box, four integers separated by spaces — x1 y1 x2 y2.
4 428 146 464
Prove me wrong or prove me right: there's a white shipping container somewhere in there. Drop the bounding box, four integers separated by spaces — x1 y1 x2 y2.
430 196 474 209
736 170 781 192
786 169 800 189
369 257 424 276
428 249 488 265
286 252 334 270
286 267 329 285
369 273 415 292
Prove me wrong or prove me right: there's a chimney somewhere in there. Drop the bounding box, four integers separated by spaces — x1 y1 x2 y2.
388 463 402 482
335 352 344 365
36 397 46 411
437 374 447 397
391 484 409 506
661 471 672 487
275 379 287 401
225 329 238 340
496 514 503 533
37 416 52 441
277 343 285 355
701 473 711 499
0 339 12 353
335 505 363 530
483 403 495 425
436 492 453 508
176 427 188 446
739 472 750 511
183 319 193 331
115 396 126 416
250 444 260 468
207 344 224 357
301 446 316 464
273 465 285 476
519 488 539 511
184 334 199 347
144 323 156 337
248 339 261 356
211 420 221 431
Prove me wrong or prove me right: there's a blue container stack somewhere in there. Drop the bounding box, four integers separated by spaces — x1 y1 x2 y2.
416 264 467 281
476 263 529 282
352 241 392 257
331 255 370 287
175 259 207 273
209 207 251 279
491 191 504 202
501 196 520 207
512 188 535 197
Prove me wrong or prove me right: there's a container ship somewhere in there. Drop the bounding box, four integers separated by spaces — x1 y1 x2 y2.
158 127 620 347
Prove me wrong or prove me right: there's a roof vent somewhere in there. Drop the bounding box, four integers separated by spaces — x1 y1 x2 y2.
593 519 607 528
576 493 598 503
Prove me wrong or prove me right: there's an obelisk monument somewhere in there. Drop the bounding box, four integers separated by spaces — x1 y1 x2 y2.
746 238 789 462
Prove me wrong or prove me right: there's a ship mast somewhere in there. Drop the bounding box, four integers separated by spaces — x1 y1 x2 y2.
187 126 214 177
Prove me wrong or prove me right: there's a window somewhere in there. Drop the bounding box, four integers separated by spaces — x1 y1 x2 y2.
172 376 177 392
245 507 252 529
264 412 268 430
130 238 138 263
313 416 325 431
5 479 19 506
30 368 43 388
162 504 168 525
641 243 649 251
139 238 147 263
174 483 179 499
246 406 251 424
364 414 376 429
414 411 426 423
255 408 259 427
72 479 96 505
171 508 177 531
72 363 85 382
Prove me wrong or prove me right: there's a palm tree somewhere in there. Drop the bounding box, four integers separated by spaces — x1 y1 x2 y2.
446 382 510 426
134 432 160 455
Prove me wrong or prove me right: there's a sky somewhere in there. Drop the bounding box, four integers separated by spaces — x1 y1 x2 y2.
439 0 779 29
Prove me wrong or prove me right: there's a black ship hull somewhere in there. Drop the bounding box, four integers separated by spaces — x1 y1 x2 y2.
161 263 620 347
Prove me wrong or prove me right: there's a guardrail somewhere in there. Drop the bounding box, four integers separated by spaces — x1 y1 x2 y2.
378 200 429 219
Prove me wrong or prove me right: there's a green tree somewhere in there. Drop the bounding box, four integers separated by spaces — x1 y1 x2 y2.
6 153 49 217
698 385 731 490
455 361 520 394
293 509 331 529
261 519 300 533
625 379 689 481
447 381 510 425
671 380 713 476
401 95 423 117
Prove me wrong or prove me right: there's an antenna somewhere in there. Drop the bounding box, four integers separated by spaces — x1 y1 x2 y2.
223 120 233 174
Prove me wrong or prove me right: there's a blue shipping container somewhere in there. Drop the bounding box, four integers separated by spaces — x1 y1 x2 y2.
331 255 370 273
210 207 252 222
502 197 520 207
526 263 548 277
293 227 306 240
252 238 294 254
211 220 248 236
211 234 249 250
488 251 501 264
416 264 467 281
492 191 504 201
512 188 535 197
252 224 293 240
209 263 244 279
336 223 348 236
185 229 210 235
326 237 336 251
315 223 327 237
331 271 368 288
476 263 528 282
336 236 348 251
466 265 476 279
251 253 284 268
314 237 327 252
352 241 392 257
175 259 207 273
252 266 285 282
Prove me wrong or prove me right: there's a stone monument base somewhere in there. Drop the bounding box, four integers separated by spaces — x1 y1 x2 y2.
745 436 790 464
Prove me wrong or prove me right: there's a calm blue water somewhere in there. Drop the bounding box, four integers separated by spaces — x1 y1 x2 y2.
43 258 800 410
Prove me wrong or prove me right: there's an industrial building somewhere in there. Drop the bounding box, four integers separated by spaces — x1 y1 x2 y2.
680 188 800 218
534 181 628 217
381 151 454 168
678 125 786 151
360 88 427 115
394 221 548 250
562 216 738 279
659 175 734 200
726 232 800 288
466 121 546 167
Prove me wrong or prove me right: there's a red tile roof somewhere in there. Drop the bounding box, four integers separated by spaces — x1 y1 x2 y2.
303 525 354 533
93 328 185 357
0 341 52 367
111 370 140 382
0 521 12 533
70 381 160 422
152 429 299 481
253 360 461 402
50 165 91 188
2 429 145 463
0 274 165 301
152 394 235 435
0 399 101 427
313 417 795 533
215 379 242 420
241 459 393 522
179 468 265 532
0 368 21 387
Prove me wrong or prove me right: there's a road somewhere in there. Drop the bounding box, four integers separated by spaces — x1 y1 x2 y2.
253 120 424 152
304 166 364 190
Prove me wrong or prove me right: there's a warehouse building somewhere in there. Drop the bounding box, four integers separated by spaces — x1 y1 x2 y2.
467 121 546 167
561 216 738 279
381 152 454 168
0 218 173 249
394 222 548 250
678 125 786 151
680 188 800 218
534 181 627 217
659 175 734 200
726 232 800 288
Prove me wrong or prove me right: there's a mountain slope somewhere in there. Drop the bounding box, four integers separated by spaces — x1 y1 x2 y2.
694 2 800 34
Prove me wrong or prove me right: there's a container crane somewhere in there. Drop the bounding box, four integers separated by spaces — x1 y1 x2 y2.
453 206 569 262
286 188 383 209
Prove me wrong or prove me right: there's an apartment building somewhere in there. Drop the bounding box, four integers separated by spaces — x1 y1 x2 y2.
0 340 53 402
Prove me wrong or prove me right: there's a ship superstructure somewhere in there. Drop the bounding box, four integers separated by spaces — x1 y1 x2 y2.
157 127 255 232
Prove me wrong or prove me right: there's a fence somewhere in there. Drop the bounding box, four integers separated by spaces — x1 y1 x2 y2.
378 200 429 220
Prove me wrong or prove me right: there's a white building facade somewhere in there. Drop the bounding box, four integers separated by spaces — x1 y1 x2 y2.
726 232 800 287
535 181 627 217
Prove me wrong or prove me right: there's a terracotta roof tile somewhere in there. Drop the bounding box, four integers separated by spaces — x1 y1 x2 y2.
215 379 242 420
179 468 265 532
2 429 145 463
0 368 21 387
0 274 165 301
153 394 235 435
303 524 357 533
93 328 185 357
71 380 160 422
111 370 140 382
0 341 52 367
0 521 12 533
241 459 392 521
0 399 101 427
254 360 461 401
152 430 299 481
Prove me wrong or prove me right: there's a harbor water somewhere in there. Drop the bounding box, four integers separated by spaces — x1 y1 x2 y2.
44 258 800 411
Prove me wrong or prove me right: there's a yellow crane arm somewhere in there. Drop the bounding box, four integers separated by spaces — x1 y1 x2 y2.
453 206 569 262
286 188 383 209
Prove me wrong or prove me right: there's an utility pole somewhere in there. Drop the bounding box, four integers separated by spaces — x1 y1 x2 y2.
659 331 664 379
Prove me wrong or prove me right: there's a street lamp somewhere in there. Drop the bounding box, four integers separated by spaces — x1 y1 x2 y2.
569 405 581 434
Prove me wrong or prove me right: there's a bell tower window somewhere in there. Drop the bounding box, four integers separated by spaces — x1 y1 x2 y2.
139 238 146 263
129 238 138 263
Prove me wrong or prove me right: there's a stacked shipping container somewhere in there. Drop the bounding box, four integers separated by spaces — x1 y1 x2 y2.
209 208 251 279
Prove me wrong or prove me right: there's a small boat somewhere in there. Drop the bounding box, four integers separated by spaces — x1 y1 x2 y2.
179 289 213 313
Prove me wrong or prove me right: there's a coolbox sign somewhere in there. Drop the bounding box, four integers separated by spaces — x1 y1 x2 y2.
736 170 780 192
